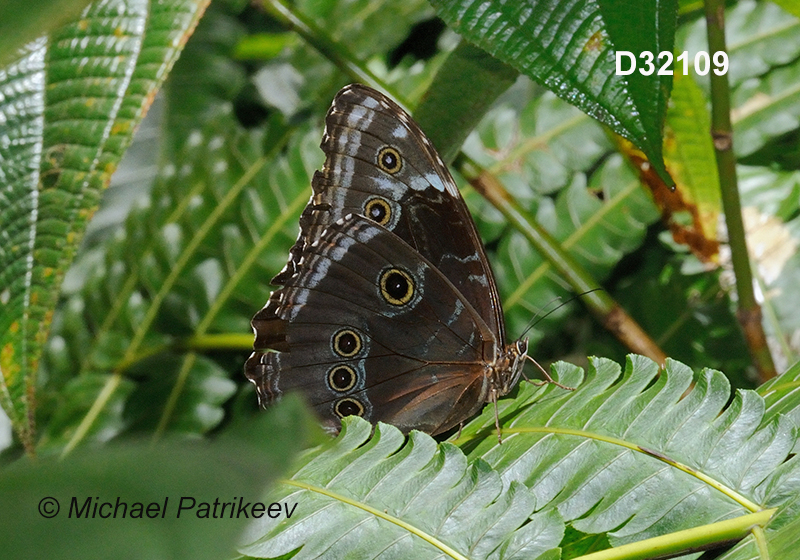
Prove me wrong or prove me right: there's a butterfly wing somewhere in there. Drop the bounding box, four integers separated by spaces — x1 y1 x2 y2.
273 84 507 345
246 215 499 435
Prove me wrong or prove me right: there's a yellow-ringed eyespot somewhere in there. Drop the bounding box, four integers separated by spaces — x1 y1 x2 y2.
332 328 362 357
377 146 402 174
364 197 392 226
334 397 365 418
328 365 357 392
380 268 415 306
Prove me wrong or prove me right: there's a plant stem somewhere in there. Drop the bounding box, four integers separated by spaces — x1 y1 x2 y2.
704 0 776 380
574 509 775 560
457 155 667 365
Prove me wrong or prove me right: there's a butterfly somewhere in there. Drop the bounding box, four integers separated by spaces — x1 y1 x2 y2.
245 84 530 437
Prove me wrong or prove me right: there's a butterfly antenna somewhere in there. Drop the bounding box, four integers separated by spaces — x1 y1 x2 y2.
518 296 561 340
517 288 605 340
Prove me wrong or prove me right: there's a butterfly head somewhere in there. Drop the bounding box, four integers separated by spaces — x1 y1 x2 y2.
495 338 528 395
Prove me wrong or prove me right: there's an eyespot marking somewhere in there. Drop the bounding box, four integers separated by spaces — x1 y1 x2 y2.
380 268 415 306
328 365 357 392
377 146 402 174
332 328 362 357
364 197 392 226
334 397 365 418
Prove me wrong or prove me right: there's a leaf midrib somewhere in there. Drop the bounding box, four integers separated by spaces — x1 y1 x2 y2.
283 478 471 560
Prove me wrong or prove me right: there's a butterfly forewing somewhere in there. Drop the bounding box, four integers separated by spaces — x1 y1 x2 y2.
273 84 506 343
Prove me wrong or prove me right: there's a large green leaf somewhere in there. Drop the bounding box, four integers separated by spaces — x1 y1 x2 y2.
0 396 311 560
428 0 677 183
462 356 798 549
0 0 93 66
0 0 210 451
240 419 564 560
238 356 799 558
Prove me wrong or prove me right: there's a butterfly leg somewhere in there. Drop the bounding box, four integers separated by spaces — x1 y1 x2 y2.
523 355 575 391
490 387 504 444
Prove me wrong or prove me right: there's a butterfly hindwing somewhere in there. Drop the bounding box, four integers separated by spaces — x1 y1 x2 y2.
246 215 496 435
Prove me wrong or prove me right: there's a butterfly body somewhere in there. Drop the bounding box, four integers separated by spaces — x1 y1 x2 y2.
246 84 526 435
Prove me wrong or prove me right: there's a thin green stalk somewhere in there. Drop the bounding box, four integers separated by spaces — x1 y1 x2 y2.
575 509 775 560
60 375 123 459
456 154 667 364
184 333 254 351
704 0 776 380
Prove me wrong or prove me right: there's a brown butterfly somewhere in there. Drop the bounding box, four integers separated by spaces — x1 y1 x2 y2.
245 84 530 436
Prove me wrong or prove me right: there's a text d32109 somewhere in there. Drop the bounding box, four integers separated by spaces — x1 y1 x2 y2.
616 51 729 76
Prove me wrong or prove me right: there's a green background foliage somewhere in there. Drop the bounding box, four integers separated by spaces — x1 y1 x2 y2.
1 0 800 558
